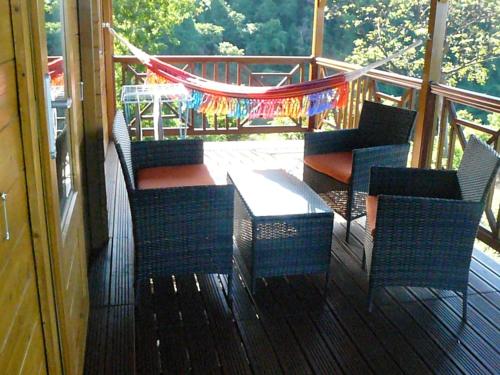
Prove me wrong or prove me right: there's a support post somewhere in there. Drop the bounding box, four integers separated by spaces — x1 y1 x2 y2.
308 0 327 131
411 0 449 167
103 0 116 137
78 0 109 251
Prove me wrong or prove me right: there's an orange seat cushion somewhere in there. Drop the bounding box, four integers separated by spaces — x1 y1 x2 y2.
304 151 353 184
366 195 378 236
137 164 216 190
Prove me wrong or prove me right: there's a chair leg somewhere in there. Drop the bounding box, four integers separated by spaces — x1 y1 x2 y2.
346 220 351 243
345 186 354 243
361 248 366 270
462 289 468 322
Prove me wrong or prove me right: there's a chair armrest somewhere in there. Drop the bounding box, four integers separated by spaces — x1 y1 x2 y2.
370 195 483 284
351 143 410 192
304 129 361 156
369 167 461 199
132 139 204 171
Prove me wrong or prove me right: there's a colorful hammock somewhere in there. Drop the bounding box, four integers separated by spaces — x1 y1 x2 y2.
109 27 420 119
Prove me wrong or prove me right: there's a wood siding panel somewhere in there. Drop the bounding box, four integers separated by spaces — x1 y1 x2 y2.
0 0 14 64
0 62 19 130
0 2 47 374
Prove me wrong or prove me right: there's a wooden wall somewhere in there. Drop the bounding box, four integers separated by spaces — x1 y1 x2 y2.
0 0 48 373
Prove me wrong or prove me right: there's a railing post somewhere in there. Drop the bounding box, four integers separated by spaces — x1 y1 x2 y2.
103 0 116 136
308 0 327 131
411 0 449 167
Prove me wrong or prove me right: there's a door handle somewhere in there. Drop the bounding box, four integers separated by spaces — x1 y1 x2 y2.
1 192 9 241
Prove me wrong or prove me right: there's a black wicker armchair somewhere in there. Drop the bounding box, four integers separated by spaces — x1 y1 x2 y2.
112 111 235 300
364 135 500 320
303 100 417 241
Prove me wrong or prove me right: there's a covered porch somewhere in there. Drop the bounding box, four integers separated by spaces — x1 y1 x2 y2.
84 140 500 375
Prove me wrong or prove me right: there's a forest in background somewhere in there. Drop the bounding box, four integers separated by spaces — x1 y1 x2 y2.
113 0 499 97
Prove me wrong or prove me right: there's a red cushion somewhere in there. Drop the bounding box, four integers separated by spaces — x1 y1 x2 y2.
137 164 216 190
304 151 353 184
366 195 378 236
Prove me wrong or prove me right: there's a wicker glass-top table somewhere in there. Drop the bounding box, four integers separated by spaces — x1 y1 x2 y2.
228 169 334 294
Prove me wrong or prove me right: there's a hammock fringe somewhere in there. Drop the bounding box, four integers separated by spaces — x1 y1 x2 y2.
108 27 420 120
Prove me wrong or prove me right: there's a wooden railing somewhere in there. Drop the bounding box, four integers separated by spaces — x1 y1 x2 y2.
113 54 499 249
315 57 422 129
429 83 500 249
114 55 311 137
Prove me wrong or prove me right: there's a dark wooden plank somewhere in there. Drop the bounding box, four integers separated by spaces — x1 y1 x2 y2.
207 319 252 375
287 314 343 375
109 235 134 306
330 242 459 374
229 271 284 375
158 326 190 374
263 278 342 375
105 305 135 375
184 323 222 375
385 288 494 374
472 249 500 277
428 289 500 347
466 292 500 326
403 289 500 374
286 276 377 375
197 275 252 375
252 278 313 375
175 275 222 374
152 277 183 328
84 307 108 375
88 239 113 308
196 274 233 323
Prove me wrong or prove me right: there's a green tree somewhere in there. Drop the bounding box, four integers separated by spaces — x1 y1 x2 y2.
325 0 499 93
113 0 199 54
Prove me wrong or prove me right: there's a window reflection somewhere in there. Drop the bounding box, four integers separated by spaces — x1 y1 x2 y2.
45 0 73 215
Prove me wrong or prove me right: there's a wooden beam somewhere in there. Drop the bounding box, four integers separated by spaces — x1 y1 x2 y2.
411 0 449 167
78 0 109 252
308 0 327 131
103 0 115 136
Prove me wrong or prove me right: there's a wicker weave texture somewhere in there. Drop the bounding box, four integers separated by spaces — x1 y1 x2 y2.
112 110 235 286
229 171 333 288
131 185 234 281
364 135 500 316
303 101 416 228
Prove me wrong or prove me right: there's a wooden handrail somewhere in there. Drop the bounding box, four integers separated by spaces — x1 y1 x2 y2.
114 55 312 64
431 82 500 113
315 57 422 90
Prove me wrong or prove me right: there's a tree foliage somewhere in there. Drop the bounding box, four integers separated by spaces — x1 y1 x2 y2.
325 0 499 90
113 0 499 95
113 0 199 54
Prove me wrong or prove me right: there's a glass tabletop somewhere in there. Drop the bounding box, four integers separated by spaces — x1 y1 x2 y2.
228 169 332 217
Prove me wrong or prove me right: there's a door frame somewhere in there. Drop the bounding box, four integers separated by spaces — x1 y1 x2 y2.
9 0 91 373
9 0 64 374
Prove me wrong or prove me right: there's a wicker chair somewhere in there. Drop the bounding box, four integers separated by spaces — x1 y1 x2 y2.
303 100 417 241
112 111 235 300
364 135 500 320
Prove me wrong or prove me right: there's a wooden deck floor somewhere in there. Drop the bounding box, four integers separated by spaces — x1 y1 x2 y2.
84 140 500 375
